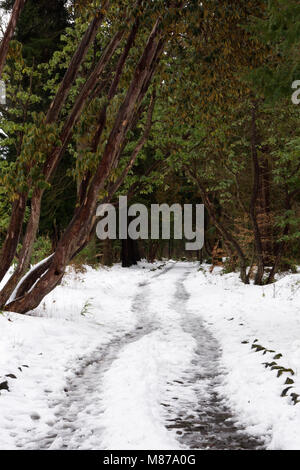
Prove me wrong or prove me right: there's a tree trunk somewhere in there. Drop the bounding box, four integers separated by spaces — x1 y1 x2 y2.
103 238 114 267
12 254 54 301
267 192 291 283
5 19 164 314
249 103 265 285
0 192 41 307
148 241 159 263
186 168 249 284
0 7 111 291
256 153 273 266
45 1 109 124
121 238 140 267
0 0 26 77
0 194 27 283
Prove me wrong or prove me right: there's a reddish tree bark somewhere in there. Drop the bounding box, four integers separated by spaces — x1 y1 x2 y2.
6 19 165 313
0 5 109 289
0 194 27 283
0 0 26 77
0 192 41 306
0 18 140 306
0 27 126 307
45 1 110 124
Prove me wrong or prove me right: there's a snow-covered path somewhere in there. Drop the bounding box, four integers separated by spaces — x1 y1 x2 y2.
22 277 157 450
165 273 262 449
2 261 300 449
8 263 262 450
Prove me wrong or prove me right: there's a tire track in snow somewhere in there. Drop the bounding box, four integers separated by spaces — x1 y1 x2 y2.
164 270 264 450
16 262 265 450
16 265 170 450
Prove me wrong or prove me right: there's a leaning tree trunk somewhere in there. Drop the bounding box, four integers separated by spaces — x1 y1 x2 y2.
0 194 27 283
10 216 99 301
0 4 110 291
203 198 248 283
0 27 124 304
0 192 41 306
1 22 143 306
5 19 164 314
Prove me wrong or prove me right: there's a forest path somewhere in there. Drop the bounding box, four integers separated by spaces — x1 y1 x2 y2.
18 263 264 450
163 270 263 449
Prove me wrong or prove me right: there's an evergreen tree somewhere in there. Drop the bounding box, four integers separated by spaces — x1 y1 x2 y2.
1 0 70 63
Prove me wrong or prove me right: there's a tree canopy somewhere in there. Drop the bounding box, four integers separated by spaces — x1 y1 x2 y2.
0 0 299 313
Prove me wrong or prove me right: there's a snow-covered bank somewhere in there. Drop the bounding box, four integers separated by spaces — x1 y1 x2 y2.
184 264 300 450
0 264 149 449
0 261 196 450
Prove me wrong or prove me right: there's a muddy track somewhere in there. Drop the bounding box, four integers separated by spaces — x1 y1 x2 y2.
165 273 264 450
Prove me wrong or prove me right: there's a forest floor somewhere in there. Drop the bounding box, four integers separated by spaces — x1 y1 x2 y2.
1 261 300 450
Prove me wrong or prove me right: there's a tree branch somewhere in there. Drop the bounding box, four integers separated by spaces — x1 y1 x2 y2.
0 0 26 78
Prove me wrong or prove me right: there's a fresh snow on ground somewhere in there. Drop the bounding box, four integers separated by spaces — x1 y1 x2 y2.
0 261 300 450
185 264 300 450
0 264 148 449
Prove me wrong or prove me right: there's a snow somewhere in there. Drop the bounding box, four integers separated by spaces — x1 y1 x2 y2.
0 264 148 449
0 261 300 449
184 264 300 450
8 254 54 303
99 267 196 450
0 8 10 34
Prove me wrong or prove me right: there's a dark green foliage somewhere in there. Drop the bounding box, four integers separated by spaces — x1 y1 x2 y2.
247 0 300 101
1 0 70 62
0 0 300 274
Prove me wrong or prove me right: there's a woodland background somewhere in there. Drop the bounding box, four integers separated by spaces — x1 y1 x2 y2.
0 0 299 313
